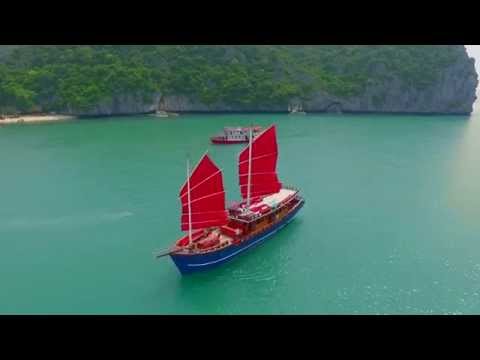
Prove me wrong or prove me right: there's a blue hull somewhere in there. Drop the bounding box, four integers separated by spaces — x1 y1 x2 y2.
170 199 304 274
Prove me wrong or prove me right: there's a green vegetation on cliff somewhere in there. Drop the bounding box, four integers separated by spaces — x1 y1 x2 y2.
0 45 463 114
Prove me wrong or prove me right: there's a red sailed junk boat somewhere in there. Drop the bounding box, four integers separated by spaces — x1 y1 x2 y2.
210 126 262 144
155 125 305 274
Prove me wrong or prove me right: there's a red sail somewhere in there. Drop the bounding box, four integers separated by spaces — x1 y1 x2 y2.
180 154 228 231
238 125 282 199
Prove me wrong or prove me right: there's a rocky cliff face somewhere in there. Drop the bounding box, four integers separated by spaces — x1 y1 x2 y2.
63 93 162 117
155 49 478 115
2 45 477 117
302 51 478 114
105 63 476 117
157 95 286 113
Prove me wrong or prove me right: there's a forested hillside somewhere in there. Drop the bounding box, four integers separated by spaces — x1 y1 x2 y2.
0 45 477 115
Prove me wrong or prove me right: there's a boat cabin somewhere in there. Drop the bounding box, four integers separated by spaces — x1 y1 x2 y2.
223 127 247 141
175 188 301 254
223 126 261 140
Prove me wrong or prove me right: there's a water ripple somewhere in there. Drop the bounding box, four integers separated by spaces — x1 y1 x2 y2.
0 210 133 230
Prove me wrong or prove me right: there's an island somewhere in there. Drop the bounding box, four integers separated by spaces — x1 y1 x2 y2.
0 45 478 119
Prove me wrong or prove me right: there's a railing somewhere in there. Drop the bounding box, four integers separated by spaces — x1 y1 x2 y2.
236 198 304 244
177 196 305 255
186 236 233 255
229 190 302 224
283 184 300 193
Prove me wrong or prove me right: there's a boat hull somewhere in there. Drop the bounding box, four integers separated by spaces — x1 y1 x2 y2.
210 137 248 145
170 199 304 274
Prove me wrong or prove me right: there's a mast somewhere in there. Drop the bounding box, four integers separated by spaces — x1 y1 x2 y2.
247 126 253 207
186 157 193 245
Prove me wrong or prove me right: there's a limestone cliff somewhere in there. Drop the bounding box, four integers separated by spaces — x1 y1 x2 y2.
156 48 478 115
107 47 478 116
1 45 478 116
64 94 162 117
302 51 478 114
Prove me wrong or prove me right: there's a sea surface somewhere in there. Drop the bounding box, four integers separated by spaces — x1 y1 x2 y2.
1 112 480 314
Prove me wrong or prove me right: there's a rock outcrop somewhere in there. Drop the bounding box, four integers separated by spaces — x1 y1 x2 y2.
64 93 162 117
4 45 476 116
302 51 478 114
100 48 477 116
155 49 477 115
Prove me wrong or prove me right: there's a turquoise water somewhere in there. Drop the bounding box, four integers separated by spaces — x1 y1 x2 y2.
1 113 480 314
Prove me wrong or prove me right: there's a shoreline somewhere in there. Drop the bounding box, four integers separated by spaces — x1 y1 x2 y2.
0 110 475 126
0 114 76 125
75 110 474 118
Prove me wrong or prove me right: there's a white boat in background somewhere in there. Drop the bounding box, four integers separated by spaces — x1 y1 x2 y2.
288 103 307 115
152 110 180 118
